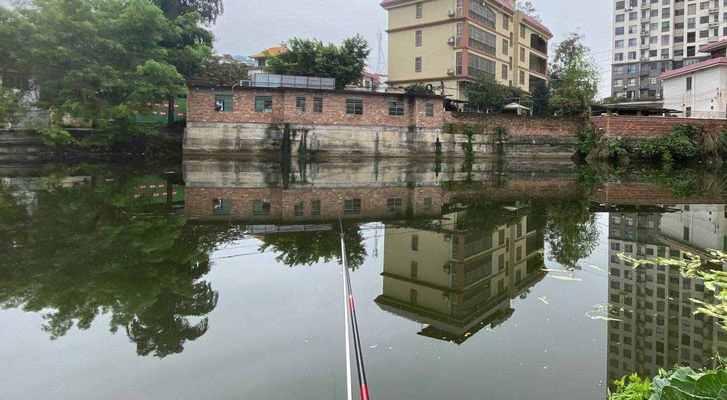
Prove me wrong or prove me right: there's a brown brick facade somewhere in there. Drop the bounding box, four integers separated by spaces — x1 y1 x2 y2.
592 116 727 138
446 113 584 138
187 86 445 129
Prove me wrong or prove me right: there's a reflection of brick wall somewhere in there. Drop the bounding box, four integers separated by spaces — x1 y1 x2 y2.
187 86 445 129
592 182 724 205
185 186 446 221
592 116 727 138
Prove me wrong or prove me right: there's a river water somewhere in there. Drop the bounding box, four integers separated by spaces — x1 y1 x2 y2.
1 158 726 399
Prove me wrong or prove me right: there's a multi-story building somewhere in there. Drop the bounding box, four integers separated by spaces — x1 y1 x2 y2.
611 0 727 101
606 207 727 382
375 205 546 343
381 0 552 100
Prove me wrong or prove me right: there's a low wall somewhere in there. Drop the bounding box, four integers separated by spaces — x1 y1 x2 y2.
592 116 727 138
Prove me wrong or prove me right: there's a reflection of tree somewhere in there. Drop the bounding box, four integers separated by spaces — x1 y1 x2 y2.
0 175 224 358
258 224 367 269
545 199 599 269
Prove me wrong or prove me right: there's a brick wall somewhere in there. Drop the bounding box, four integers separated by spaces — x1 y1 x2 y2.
187 86 445 129
446 113 583 138
591 182 724 205
592 116 727 138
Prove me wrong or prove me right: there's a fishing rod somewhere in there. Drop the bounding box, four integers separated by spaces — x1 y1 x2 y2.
339 220 371 400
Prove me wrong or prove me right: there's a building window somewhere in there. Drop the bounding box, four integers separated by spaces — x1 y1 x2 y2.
501 64 508 80
411 261 419 279
519 70 525 85
411 235 419 251
293 96 306 112
313 97 323 113
344 198 361 215
469 1 496 29
502 39 509 55
388 101 405 116
294 201 304 217
215 94 233 112
253 200 271 216
311 200 321 216
415 30 422 47
686 106 692 117
502 14 509 30
387 198 403 212
686 77 692 91
415 2 422 18
468 25 496 56
254 96 273 113
212 198 231 215
415 56 422 72
346 98 363 115
425 103 434 117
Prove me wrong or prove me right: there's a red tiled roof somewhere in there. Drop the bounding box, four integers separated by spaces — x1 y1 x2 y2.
522 14 552 38
251 46 287 59
660 57 727 80
699 39 727 54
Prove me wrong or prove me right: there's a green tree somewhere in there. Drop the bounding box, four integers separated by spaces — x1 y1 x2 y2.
530 79 551 117
549 33 599 117
545 199 599 269
0 0 212 133
266 35 370 90
258 224 367 270
152 0 223 24
194 55 249 86
0 86 24 126
464 74 506 113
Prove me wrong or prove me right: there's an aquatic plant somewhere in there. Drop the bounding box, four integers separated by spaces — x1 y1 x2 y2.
610 365 727 400
620 250 727 331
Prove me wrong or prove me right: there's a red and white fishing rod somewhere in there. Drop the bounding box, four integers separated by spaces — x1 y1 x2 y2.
339 220 371 400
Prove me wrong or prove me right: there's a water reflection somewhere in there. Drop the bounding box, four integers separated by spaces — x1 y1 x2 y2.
606 205 727 382
0 168 221 358
376 203 547 343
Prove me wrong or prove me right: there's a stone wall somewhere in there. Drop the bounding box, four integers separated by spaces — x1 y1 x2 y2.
592 116 727 138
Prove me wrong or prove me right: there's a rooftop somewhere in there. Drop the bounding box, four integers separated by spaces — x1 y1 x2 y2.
251 46 287 60
699 38 727 54
660 57 727 80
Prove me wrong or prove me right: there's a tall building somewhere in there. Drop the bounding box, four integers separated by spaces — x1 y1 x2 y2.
611 0 727 101
381 0 552 100
606 206 727 382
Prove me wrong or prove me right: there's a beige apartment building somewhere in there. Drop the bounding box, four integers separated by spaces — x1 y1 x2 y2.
381 0 552 100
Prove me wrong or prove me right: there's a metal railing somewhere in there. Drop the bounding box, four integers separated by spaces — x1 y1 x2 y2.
242 73 336 90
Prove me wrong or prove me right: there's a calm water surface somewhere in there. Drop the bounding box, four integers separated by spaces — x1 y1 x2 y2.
1 159 725 399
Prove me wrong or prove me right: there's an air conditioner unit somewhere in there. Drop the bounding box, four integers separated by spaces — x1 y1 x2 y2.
447 36 456 46
448 9 455 18
447 68 455 76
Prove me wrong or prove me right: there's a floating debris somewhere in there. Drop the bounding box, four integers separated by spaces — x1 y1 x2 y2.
586 304 623 322
368 345 378 349
549 275 582 282
538 296 550 305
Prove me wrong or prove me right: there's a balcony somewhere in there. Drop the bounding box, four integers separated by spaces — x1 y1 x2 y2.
530 34 548 55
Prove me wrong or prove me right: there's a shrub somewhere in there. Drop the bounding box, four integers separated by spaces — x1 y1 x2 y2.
609 374 651 400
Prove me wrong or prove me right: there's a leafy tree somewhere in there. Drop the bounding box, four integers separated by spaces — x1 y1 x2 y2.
549 33 599 117
152 0 223 24
258 224 367 270
193 55 249 86
0 86 24 126
0 0 213 132
464 73 524 113
266 35 370 90
545 198 599 269
530 79 551 117
515 0 541 21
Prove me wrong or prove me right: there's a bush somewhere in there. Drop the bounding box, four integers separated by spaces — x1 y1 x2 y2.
609 374 651 400
610 365 727 400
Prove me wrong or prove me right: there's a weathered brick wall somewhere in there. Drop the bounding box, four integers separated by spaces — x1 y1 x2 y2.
446 113 584 138
187 86 444 129
185 186 446 221
592 116 727 138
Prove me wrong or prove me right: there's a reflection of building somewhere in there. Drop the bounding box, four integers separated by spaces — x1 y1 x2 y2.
607 206 727 382
375 205 546 343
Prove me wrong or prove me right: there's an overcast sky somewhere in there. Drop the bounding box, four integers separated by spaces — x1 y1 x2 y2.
213 0 613 97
